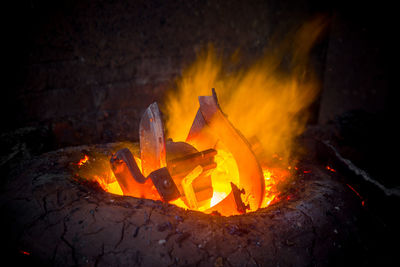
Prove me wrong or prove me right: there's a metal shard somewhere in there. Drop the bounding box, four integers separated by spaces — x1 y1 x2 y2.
197 89 265 211
181 165 203 209
149 167 181 202
110 148 154 198
139 102 167 177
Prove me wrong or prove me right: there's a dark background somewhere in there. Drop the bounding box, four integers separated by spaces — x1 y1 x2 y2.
0 0 398 265
1 0 393 137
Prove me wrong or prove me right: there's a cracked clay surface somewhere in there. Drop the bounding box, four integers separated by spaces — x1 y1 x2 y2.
1 143 363 266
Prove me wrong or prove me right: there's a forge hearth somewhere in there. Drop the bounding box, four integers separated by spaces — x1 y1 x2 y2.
1 138 370 266
99 89 271 217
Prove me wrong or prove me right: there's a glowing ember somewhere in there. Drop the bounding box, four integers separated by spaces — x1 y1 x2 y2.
19 250 30 256
326 165 336 172
346 183 365 206
77 155 89 167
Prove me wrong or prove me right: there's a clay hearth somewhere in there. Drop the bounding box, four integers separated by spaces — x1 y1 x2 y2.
1 139 367 266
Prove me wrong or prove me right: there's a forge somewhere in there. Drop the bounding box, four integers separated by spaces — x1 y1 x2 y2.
1 1 398 266
78 89 283 217
0 138 366 266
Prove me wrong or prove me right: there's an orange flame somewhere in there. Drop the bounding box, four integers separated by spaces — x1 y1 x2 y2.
76 16 328 215
163 16 328 164
160 16 327 211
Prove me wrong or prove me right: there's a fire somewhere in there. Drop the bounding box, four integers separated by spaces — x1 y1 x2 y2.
210 149 239 204
163 16 328 164
170 148 241 212
75 16 328 215
161 16 327 211
77 155 89 167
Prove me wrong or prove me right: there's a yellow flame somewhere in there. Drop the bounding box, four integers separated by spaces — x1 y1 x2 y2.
78 16 329 214
162 16 328 163
211 148 239 199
